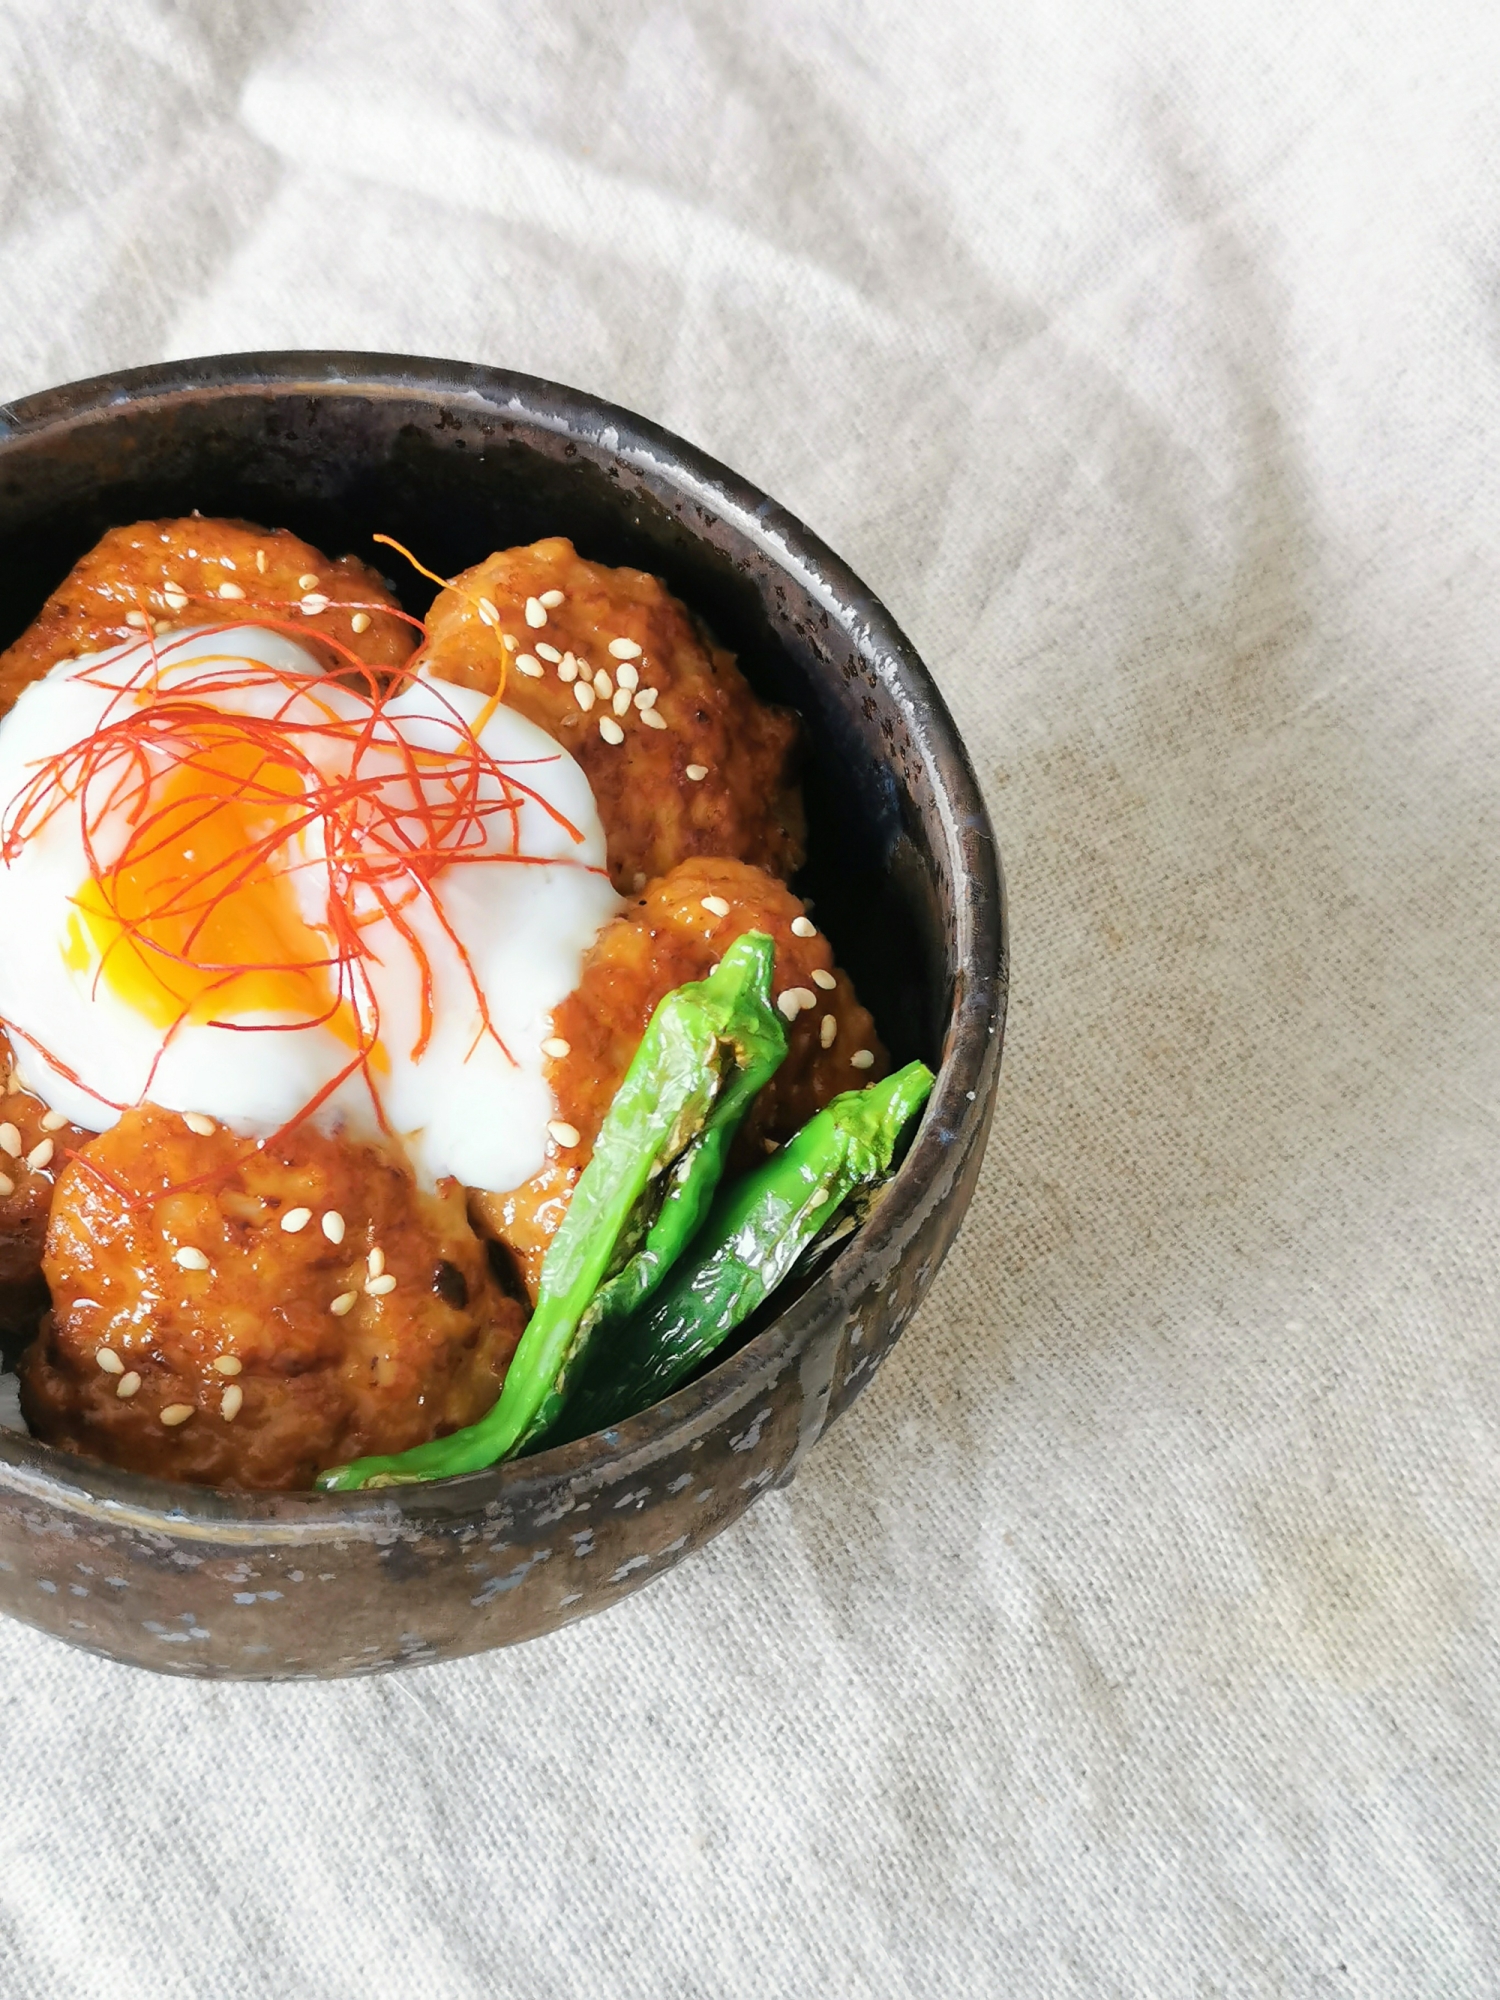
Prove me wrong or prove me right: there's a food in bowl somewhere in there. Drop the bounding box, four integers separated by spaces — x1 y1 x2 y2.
0 517 927 1491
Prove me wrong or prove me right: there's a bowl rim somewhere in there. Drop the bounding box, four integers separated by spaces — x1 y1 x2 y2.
0 349 1007 1536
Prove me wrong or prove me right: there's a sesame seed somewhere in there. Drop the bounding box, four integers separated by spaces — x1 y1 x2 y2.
640 708 667 730
174 1246 210 1271
212 1355 242 1375
321 1211 345 1244
220 558 237 572
351 612 371 634
539 589 565 608
808 1188 830 1210
218 582 245 600
820 1013 837 1049
298 573 320 590
558 653 579 683
477 598 499 627
152 620 170 635
615 661 639 691
160 1404 194 1428
812 968 837 990
256 549 267 574
0 1124 19 1158
365 1273 398 1297
608 638 642 660
95 1348 124 1375
701 895 731 918
162 585 188 611
777 991 803 1022
612 687 632 716
515 654 545 678
548 1120 581 1149
116 1372 141 1399
502 634 518 652
791 916 817 939
220 1384 243 1421
536 642 562 662
851 1049 876 1070
635 686 658 708
685 764 708 782
541 1037 571 1059
632 873 647 891
300 594 329 616
367 1247 385 1279
183 1111 217 1136
525 597 547 628
25 1139 53 1172
40 1108 67 1131
330 1291 358 1317
573 682 596 712
0 1175 12 1199
280 1207 312 1234
126 610 149 629
593 668 613 699
599 716 625 745
792 987 819 1012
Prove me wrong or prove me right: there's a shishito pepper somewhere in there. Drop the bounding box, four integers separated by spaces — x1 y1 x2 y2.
317 932 787 1491
536 1059 935 1449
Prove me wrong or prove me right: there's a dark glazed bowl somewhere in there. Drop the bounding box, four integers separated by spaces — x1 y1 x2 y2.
0 353 1006 1678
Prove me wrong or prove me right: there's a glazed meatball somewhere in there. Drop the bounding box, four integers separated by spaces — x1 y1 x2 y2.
19 1108 523 1490
419 537 805 893
0 517 416 717
469 857 887 1298
0 1028 90 1344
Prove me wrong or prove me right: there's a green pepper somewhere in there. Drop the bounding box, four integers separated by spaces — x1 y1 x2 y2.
536 1059 935 1448
317 932 787 1491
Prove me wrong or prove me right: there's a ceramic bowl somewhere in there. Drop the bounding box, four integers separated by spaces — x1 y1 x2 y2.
0 353 1006 1677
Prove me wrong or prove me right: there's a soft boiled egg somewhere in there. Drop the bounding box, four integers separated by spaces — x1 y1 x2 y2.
0 625 621 1191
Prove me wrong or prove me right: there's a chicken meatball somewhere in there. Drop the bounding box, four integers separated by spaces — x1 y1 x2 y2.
419 537 805 893
0 1028 91 1344
19 1108 523 1490
469 857 887 1298
0 517 416 717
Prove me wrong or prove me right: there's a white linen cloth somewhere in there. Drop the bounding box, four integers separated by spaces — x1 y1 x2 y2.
2 2 1498 1992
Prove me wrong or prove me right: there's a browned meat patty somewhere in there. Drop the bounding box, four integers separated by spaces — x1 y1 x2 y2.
0 1028 91 1343
19 1107 523 1490
0 517 416 718
469 857 887 1299
418 537 805 894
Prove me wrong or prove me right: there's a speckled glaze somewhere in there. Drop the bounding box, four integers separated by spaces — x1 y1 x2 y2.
0 354 1006 1678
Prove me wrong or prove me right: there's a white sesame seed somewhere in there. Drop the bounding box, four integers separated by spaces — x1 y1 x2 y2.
515 654 545 677
126 610 149 629
611 687 632 716
820 1013 837 1049
330 1291 358 1317
525 597 547 628
541 1037 571 1059
502 633 518 651
365 1273 398 1297
212 1355 242 1376
221 1384 243 1421
256 549 267 574
608 637 642 660
321 1211 345 1244
0 1124 20 1158
807 973 837 1000
640 708 667 730
539 588 565 608
701 895 731 918
548 1120 581 1149
685 765 708 782
536 642 561 662
777 991 803 1022
40 1108 67 1131
615 661 639 691
218 582 245 600
162 585 188 611
161 1404 194 1428
280 1207 312 1234
300 593 329 616
790 916 817 939
808 1188 830 1210
789 987 818 1013
174 1246 210 1271
0 1175 13 1199
182 1111 217 1136
351 612 371 634
220 558 236 571
116 1372 141 1400
631 873 647 892
95 1348 124 1375
593 668 613 699
573 682 596 712
298 573 320 590
25 1139 53 1172
152 620 171 635
477 597 500 627
367 1247 385 1279
558 652 579 683
599 716 625 745
851 1049 876 1070
635 686 658 708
